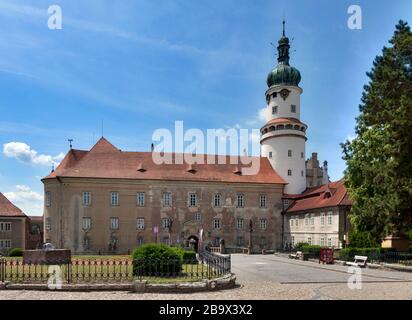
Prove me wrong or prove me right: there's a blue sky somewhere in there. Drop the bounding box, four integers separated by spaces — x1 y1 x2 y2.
0 0 411 216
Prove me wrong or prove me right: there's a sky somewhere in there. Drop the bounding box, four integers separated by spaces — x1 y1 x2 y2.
0 0 411 216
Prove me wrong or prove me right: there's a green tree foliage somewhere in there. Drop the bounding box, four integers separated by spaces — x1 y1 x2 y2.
341 20 412 241
348 230 379 248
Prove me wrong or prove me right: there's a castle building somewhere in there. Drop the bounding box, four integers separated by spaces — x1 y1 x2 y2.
41 22 351 254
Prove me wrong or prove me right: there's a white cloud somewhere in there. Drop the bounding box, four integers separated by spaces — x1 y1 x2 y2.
4 185 43 216
3 142 64 167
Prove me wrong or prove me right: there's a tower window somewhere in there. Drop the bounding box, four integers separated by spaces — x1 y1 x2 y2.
288 150 292 157
272 92 277 98
291 105 296 113
301 170 304 177
272 106 278 114
269 152 273 158
288 169 292 176
301 152 304 158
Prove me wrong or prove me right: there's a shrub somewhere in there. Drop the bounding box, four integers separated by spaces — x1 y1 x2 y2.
294 242 309 250
300 245 321 255
348 230 379 248
132 243 183 276
170 247 198 264
8 248 23 257
338 247 381 261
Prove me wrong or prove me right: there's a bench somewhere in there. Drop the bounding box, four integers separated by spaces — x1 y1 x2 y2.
345 255 368 268
289 251 303 260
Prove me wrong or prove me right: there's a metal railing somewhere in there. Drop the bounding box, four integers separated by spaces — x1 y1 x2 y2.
0 252 231 284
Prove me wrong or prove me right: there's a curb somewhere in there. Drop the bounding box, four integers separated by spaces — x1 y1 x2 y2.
0 274 237 293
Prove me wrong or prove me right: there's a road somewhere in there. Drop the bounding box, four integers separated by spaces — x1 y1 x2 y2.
1 254 412 300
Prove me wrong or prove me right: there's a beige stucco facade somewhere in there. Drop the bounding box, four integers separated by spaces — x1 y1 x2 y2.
0 217 28 254
43 177 284 254
283 206 351 249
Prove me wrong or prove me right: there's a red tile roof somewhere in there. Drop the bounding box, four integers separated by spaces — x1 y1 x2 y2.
285 179 351 213
43 137 286 185
0 192 27 217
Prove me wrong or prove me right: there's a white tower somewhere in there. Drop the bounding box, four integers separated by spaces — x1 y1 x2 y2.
260 20 307 194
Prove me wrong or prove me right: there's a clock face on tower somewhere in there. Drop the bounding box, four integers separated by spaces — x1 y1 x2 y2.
279 89 291 101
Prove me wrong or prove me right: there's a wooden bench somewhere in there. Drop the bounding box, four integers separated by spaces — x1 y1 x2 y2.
345 255 368 268
289 251 303 260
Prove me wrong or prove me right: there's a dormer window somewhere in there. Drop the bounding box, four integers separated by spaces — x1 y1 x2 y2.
233 166 242 175
137 163 146 172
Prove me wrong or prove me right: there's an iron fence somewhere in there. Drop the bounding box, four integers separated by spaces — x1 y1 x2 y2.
0 252 231 284
337 250 412 266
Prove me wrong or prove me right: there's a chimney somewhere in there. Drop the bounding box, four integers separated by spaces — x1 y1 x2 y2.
322 160 329 185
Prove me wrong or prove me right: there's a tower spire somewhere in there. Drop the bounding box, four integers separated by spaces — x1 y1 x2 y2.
282 17 286 37
277 19 290 65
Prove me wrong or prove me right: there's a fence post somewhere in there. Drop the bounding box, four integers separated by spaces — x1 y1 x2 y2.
0 259 4 282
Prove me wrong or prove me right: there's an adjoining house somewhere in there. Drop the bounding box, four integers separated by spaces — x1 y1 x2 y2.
283 179 352 249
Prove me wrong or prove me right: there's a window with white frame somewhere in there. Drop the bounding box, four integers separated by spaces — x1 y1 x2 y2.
320 212 325 225
110 192 119 206
269 152 273 158
236 218 244 230
136 218 145 230
137 192 145 207
260 219 267 230
194 212 201 221
45 191 51 207
327 238 332 247
291 104 296 113
307 237 312 245
305 214 309 226
310 214 315 225
0 223 11 232
188 193 198 207
82 217 91 230
291 236 295 247
327 211 333 225
110 217 119 230
290 217 294 227
213 218 221 229
162 218 172 230
288 150 292 157
82 191 91 206
213 193 222 207
236 194 245 208
295 216 299 227
320 237 325 247
45 218 51 231
259 195 267 208
137 237 144 246
0 240 11 249
163 192 172 206
288 169 292 176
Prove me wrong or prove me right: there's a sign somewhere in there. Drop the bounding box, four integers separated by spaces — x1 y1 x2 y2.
153 226 159 234
319 248 334 264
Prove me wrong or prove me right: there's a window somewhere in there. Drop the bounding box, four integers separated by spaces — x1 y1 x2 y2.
110 217 119 230
272 92 277 98
320 212 325 225
272 106 278 114
163 192 172 206
0 223 11 232
290 217 294 227
213 218 221 229
288 150 292 157
45 191 51 207
288 169 292 176
188 193 198 207
236 218 244 230
82 192 91 206
194 212 201 221
109 237 119 251
45 218 51 231
307 237 312 245
269 152 273 158
237 236 243 246
327 238 332 247
236 194 245 208
301 170 304 177
304 214 309 226
137 192 145 207
137 237 144 246
259 195 268 208
213 237 221 246
110 192 119 206
295 216 299 227
310 214 315 225
327 211 333 225
162 218 172 230
301 152 304 159
260 219 267 230
0 240 11 249
213 193 222 207
82 217 91 230
291 104 296 113
136 218 145 230
291 236 295 247
320 238 325 247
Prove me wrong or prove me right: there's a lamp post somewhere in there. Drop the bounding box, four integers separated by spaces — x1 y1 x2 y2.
248 219 253 255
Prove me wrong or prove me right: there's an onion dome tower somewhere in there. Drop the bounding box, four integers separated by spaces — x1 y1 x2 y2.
260 20 307 194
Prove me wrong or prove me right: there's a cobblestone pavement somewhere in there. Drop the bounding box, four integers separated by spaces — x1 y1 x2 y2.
2 255 412 300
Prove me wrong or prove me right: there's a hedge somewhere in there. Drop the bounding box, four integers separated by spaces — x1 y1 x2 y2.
337 248 381 261
171 247 198 264
8 248 23 257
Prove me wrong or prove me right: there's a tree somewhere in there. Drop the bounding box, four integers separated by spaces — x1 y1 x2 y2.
341 20 412 242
